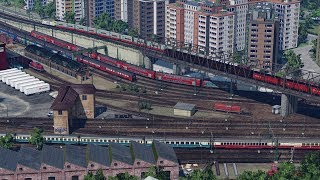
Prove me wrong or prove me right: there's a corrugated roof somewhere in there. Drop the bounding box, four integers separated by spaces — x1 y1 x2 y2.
65 144 87 168
109 143 133 165
0 147 18 171
174 102 196 111
41 145 64 169
88 144 110 166
18 147 42 170
50 86 79 110
153 140 178 163
131 141 155 164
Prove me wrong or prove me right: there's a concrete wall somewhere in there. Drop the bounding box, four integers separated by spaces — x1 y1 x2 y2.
173 109 194 117
79 94 95 119
53 110 70 134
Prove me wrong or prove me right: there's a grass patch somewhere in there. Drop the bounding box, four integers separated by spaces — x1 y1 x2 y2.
307 25 320 35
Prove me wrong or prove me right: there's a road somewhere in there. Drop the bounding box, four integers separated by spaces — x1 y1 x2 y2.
292 34 320 81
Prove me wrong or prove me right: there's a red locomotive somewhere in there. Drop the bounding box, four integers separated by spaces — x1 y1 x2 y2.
29 61 44 71
213 103 241 114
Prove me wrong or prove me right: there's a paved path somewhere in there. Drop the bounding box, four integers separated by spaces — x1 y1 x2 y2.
292 34 320 82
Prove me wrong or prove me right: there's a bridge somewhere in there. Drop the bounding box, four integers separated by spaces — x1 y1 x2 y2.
0 12 319 116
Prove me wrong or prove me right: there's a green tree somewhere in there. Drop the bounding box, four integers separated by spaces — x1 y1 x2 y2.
0 133 14 149
144 166 157 178
95 169 106 180
298 23 308 45
284 50 304 78
231 51 244 64
29 127 44 150
189 169 203 180
270 162 298 180
237 170 266 180
300 152 320 179
112 20 128 33
64 12 76 24
84 172 95 180
44 2 56 19
93 13 113 31
116 172 138 180
12 0 25 8
128 29 139 37
33 0 45 17
79 17 86 26
202 168 216 180
310 39 318 60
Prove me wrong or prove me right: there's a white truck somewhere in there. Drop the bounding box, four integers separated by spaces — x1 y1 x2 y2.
0 70 22 81
6 74 30 85
10 76 34 87
24 83 50 95
14 78 38 90
2 72 26 82
19 80 44 92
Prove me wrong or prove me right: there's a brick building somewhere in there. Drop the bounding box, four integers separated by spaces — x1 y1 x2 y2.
0 42 8 70
51 84 96 134
0 141 179 180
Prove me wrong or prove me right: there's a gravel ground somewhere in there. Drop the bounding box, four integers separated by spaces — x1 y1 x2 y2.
0 82 54 118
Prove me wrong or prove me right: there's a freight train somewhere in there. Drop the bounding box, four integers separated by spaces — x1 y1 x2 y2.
30 31 209 87
4 133 320 150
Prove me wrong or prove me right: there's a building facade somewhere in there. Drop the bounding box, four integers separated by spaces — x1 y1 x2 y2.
0 141 179 180
56 0 84 22
166 0 235 55
87 0 115 26
24 0 47 10
247 2 279 71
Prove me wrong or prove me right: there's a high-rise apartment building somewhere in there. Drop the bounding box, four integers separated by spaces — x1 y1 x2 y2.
56 0 84 22
166 1 235 55
247 2 279 71
87 0 115 26
115 0 133 25
132 0 169 40
24 0 47 10
273 0 300 50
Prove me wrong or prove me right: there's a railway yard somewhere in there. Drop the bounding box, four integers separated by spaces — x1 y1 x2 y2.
0 11 320 179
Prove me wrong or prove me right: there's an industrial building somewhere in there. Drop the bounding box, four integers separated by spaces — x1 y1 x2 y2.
0 42 8 70
174 102 196 117
51 84 96 134
0 141 179 180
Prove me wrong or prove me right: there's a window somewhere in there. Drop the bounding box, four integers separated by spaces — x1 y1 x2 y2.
24 178 32 180
58 110 62 115
82 95 87 100
71 176 79 180
48 177 55 180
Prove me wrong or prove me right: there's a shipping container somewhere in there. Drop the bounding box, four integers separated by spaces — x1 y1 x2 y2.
1 72 25 82
14 78 37 89
20 80 44 92
24 83 50 95
6 74 30 84
0 69 21 79
0 68 18 74
10 76 33 87
213 103 241 113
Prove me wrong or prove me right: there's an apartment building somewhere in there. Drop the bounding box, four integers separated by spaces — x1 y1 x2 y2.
114 0 133 25
132 0 169 40
247 2 279 71
87 0 115 26
56 0 84 22
166 0 235 55
273 0 300 50
24 0 47 10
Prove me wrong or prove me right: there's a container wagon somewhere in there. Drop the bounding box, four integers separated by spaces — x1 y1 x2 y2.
14 78 38 90
24 83 50 95
213 103 241 114
10 76 33 87
19 80 44 92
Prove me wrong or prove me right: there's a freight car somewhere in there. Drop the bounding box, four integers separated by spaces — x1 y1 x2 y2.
77 56 136 81
213 103 241 114
156 72 202 87
29 61 44 71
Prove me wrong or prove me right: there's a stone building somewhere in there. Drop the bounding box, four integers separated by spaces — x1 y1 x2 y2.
0 141 179 180
51 84 96 134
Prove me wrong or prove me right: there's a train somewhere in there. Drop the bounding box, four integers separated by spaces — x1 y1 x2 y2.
4 133 320 150
213 103 241 114
29 61 44 71
30 30 211 87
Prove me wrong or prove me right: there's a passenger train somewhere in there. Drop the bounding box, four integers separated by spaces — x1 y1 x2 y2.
4 133 320 150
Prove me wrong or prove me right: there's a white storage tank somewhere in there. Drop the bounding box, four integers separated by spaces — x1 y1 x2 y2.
6 74 29 85
2 72 26 83
10 76 33 87
24 83 50 95
14 78 38 90
19 80 44 92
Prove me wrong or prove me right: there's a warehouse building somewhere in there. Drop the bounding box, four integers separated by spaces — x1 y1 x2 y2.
51 84 96 134
0 141 179 179
174 102 196 117
0 42 8 70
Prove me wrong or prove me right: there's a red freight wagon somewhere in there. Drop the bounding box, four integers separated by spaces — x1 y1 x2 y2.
155 72 201 87
214 103 241 113
29 61 44 71
311 86 320 96
97 54 119 67
123 64 156 79
265 75 279 85
253 73 264 81
280 79 309 92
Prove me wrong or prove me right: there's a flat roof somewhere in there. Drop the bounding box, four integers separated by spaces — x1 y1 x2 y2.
174 102 196 111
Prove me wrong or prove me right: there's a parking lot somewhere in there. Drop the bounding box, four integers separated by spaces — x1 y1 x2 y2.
0 82 53 118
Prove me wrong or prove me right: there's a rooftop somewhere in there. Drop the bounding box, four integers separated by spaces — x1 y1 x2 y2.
174 102 196 111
